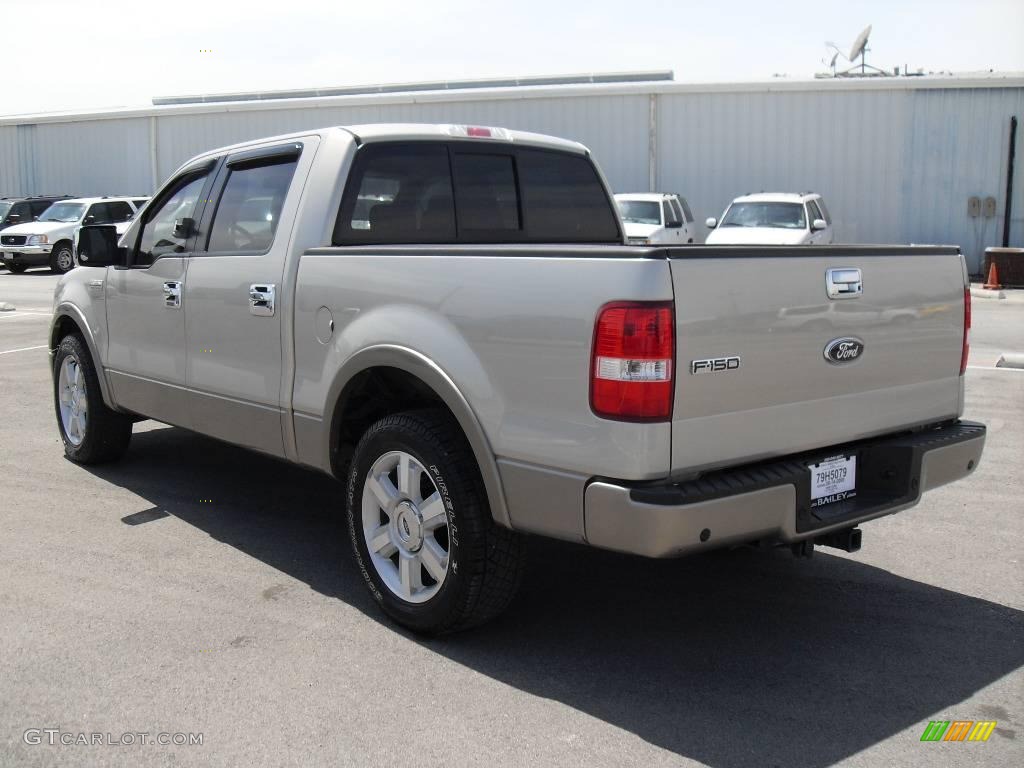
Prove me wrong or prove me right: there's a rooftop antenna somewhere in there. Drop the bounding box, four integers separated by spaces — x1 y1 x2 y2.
836 25 889 77
848 25 872 74
824 41 845 76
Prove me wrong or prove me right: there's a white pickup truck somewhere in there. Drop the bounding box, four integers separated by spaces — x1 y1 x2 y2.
55 124 985 633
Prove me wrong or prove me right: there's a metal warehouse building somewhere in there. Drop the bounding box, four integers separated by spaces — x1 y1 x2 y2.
1 72 1021 273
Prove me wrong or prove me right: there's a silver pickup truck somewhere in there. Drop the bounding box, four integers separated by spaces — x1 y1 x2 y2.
53 123 985 633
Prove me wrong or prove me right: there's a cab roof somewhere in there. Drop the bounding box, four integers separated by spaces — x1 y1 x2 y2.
732 192 821 204
54 196 148 206
188 123 590 166
614 193 675 202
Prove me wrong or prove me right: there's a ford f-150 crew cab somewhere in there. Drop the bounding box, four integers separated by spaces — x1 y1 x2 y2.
53 124 985 634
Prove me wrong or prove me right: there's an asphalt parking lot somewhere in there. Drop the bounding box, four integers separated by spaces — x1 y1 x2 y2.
1 269 1022 768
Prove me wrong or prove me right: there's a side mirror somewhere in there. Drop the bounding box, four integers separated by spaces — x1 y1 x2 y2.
705 217 718 229
665 220 683 229
7 214 20 225
173 217 195 239
77 225 127 268
811 218 827 231
83 215 95 225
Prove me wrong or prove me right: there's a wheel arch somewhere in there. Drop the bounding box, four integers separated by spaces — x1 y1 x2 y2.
49 305 116 409
322 345 511 529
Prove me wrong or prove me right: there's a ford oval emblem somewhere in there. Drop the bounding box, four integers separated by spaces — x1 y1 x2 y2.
824 337 864 364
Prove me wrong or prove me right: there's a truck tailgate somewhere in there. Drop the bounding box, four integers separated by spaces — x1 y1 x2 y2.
667 246 966 476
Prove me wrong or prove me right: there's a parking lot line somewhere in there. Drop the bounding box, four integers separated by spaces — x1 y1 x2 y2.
967 365 1023 373
0 344 48 355
0 310 52 318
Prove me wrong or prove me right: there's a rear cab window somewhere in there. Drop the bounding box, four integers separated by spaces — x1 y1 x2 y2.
333 141 620 245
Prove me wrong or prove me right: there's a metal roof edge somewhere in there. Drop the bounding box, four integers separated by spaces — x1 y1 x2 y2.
1 74 1022 127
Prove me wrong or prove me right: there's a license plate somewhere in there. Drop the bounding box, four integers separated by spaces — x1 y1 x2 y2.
809 454 857 508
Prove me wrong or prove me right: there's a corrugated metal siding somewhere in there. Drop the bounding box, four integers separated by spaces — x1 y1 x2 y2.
1 83 1020 272
34 118 152 197
657 89 912 251
903 88 1024 272
152 95 649 191
0 126 22 194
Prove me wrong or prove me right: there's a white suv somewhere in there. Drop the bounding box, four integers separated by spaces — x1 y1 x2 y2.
705 192 834 245
615 193 697 245
1 196 148 273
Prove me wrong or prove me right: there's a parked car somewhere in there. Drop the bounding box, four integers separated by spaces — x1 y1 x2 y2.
705 192 834 245
58 124 983 634
615 192 696 245
1 197 146 273
0 196 74 269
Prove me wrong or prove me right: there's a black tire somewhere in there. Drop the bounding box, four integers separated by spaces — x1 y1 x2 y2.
6 263 27 274
347 409 524 634
53 334 132 463
49 241 74 274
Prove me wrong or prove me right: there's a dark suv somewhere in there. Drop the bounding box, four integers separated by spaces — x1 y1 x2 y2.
0 196 72 229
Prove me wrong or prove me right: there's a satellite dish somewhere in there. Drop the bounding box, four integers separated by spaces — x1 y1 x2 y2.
848 25 872 62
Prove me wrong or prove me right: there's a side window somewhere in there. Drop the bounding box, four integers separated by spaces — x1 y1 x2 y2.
132 199 148 210
11 202 33 222
516 148 620 242
678 196 694 223
815 198 831 224
30 201 52 218
86 203 112 224
807 200 823 225
334 144 455 245
663 200 681 227
451 152 520 235
108 201 134 223
206 158 298 254
136 173 208 266
669 198 684 224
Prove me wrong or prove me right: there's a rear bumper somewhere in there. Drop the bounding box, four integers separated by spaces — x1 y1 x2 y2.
584 420 986 558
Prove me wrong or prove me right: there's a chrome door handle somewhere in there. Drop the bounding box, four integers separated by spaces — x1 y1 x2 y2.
249 284 275 316
163 281 182 309
826 268 862 299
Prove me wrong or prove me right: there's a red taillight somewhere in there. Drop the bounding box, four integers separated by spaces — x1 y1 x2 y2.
960 286 971 375
590 301 675 421
466 126 492 138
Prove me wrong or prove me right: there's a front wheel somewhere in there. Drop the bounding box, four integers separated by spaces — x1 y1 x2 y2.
53 334 132 463
50 243 74 274
347 409 524 634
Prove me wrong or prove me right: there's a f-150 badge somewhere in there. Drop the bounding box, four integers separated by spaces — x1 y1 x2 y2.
691 356 741 374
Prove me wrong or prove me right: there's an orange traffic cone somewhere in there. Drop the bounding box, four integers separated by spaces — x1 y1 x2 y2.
983 261 1003 290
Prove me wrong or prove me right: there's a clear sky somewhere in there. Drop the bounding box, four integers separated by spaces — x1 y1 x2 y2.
5 0 1022 116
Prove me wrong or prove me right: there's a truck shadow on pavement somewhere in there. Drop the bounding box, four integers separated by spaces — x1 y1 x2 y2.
85 425 1024 768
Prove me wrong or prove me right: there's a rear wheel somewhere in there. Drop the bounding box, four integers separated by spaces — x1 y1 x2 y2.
347 409 524 634
50 242 74 274
53 334 132 463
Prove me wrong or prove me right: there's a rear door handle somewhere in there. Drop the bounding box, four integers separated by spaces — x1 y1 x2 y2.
163 281 182 309
249 284 275 316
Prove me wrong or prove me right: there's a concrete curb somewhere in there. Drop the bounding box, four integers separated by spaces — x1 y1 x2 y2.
996 353 1024 370
970 287 1006 300
0 302 15 312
